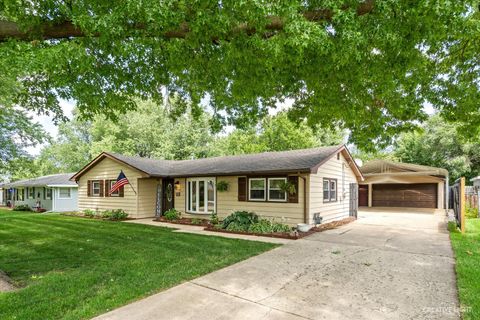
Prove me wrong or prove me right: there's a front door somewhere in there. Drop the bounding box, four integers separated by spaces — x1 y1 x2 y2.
162 178 175 214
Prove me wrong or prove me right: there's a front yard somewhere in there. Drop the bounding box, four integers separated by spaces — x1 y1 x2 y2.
0 209 277 320
450 218 480 320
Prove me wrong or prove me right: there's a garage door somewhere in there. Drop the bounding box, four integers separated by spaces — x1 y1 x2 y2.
372 183 437 208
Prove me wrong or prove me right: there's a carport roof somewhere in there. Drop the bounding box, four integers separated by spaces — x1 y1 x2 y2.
360 160 448 177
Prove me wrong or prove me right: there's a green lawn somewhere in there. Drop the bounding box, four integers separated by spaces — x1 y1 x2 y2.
0 209 277 320
450 218 480 320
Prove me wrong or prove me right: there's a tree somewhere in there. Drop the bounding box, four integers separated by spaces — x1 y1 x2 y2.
211 112 345 155
394 115 480 182
0 1 476 149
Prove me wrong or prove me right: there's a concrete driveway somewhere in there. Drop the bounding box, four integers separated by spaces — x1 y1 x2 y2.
94 209 459 320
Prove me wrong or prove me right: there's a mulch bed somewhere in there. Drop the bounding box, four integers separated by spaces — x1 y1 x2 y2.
60 213 133 221
203 217 357 240
155 217 210 226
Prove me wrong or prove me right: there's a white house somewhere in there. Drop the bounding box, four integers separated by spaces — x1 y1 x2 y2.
0 173 78 212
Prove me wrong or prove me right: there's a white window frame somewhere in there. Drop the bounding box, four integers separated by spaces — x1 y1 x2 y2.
92 181 101 196
109 180 119 197
267 177 287 202
186 177 215 214
248 178 266 201
28 187 34 199
323 178 338 203
58 188 72 199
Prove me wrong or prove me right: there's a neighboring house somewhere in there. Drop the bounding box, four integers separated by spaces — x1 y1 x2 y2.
0 173 78 212
71 145 364 225
359 160 448 209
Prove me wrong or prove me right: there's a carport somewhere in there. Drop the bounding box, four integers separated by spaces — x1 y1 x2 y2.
359 160 448 210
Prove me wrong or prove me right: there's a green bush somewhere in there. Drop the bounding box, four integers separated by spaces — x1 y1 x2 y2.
191 218 202 225
163 208 181 221
210 212 219 225
221 211 258 230
13 204 31 211
226 221 249 232
248 219 292 234
83 209 96 218
466 205 478 219
109 209 129 221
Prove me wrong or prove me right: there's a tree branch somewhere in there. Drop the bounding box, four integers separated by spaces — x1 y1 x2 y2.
0 0 374 42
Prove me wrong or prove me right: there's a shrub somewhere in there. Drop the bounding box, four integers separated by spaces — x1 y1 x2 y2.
221 211 258 230
226 221 249 232
163 208 181 221
101 210 112 219
109 209 129 221
248 219 292 234
13 204 31 211
210 212 219 225
83 209 96 218
191 218 202 225
466 205 478 219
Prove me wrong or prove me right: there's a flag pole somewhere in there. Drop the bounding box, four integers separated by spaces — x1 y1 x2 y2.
129 183 137 195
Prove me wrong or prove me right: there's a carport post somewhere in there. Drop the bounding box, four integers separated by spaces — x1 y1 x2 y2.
460 177 466 233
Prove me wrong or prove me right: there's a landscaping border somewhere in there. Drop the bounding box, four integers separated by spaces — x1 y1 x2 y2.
155 217 210 226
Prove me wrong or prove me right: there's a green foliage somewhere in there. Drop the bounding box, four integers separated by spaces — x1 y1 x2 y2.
12 204 31 211
101 209 129 220
191 218 202 225
216 181 229 192
210 212 219 225
221 211 258 230
163 208 181 221
83 209 96 218
279 180 296 195
466 206 478 219
248 219 292 234
393 115 480 182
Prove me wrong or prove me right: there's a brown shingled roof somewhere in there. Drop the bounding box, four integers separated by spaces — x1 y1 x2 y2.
72 144 363 180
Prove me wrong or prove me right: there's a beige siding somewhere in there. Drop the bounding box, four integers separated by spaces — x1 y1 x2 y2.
77 157 148 218
174 175 307 226
309 151 358 223
174 178 186 213
137 178 159 218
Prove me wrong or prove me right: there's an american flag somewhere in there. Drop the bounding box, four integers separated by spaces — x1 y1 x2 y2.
109 170 129 195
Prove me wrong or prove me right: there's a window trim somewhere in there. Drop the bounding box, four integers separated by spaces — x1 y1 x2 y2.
186 177 216 215
109 180 120 197
323 178 338 203
92 181 101 196
28 187 34 199
267 177 288 202
45 188 52 200
248 178 266 201
58 187 72 199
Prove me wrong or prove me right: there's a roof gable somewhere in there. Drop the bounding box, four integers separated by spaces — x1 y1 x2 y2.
360 160 448 177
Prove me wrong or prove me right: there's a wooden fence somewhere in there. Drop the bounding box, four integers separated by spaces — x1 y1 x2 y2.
450 177 466 233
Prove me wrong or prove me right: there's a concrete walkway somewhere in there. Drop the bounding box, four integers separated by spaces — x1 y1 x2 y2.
125 218 293 244
97 209 459 320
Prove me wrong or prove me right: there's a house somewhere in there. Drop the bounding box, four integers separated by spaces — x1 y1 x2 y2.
71 145 364 225
0 173 78 212
359 160 448 210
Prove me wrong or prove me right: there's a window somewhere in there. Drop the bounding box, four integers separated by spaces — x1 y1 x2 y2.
16 188 24 201
28 187 34 199
92 181 101 196
268 178 287 202
45 188 52 200
187 178 215 214
109 180 119 197
323 178 337 202
249 178 266 201
58 188 71 199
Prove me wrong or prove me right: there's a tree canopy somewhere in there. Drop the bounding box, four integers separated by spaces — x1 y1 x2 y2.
0 1 477 149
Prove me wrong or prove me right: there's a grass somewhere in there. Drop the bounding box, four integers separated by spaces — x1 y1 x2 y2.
0 209 277 320
449 218 480 320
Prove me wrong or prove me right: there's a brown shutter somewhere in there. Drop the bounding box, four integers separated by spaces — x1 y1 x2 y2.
119 186 124 197
43 187 46 200
87 180 92 197
105 180 110 197
238 177 247 201
99 180 104 197
288 176 299 203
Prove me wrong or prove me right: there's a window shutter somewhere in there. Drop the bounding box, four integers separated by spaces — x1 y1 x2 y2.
119 186 124 197
43 187 46 200
99 180 104 197
105 180 110 197
32 187 35 198
288 176 299 203
238 177 247 201
87 180 92 197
